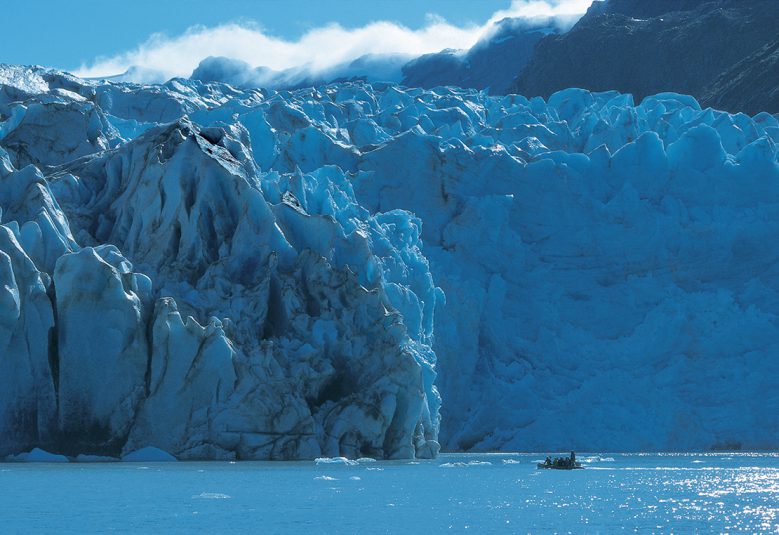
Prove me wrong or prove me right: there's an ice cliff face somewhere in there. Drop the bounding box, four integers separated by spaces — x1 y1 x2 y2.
2 65 779 456
0 66 440 460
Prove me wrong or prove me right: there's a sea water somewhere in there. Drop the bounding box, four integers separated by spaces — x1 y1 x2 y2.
1 453 777 533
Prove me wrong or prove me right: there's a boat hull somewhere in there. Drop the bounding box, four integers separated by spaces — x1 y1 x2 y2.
537 463 583 470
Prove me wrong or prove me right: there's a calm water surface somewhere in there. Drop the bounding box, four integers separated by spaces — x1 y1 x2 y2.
1 453 777 533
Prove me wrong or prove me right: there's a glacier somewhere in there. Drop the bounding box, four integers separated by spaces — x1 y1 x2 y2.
0 66 440 460
1 64 778 459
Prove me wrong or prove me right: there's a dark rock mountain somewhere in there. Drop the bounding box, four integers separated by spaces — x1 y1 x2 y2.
585 0 714 18
401 19 553 94
510 0 779 113
189 18 554 95
183 0 779 114
703 38 779 115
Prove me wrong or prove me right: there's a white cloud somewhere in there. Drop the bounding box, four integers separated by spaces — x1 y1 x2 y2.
75 0 594 82
488 0 596 24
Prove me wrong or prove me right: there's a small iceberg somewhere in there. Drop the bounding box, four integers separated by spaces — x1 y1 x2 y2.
439 460 493 468
121 446 177 462
192 492 231 500
75 454 120 462
315 457 358 466
7 448 69 463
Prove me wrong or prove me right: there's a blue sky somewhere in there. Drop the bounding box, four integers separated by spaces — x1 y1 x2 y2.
4 0 506 69
3 0 592 78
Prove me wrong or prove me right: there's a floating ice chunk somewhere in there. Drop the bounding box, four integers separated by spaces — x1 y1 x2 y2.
439 460 493 468
75 454 120 462
578 456 616 463
121 447 177 462
315 457 358 466
9 448 68 463
192 492 231 499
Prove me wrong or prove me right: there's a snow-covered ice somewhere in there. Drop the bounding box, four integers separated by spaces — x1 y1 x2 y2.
1 65 778 458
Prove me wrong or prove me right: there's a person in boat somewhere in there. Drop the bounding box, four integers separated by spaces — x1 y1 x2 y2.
545 456 552 466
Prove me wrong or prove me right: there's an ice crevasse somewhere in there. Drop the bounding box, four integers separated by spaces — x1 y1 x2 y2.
1 65 778 458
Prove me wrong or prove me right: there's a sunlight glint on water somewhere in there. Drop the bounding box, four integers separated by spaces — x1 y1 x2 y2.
0 453 777 533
